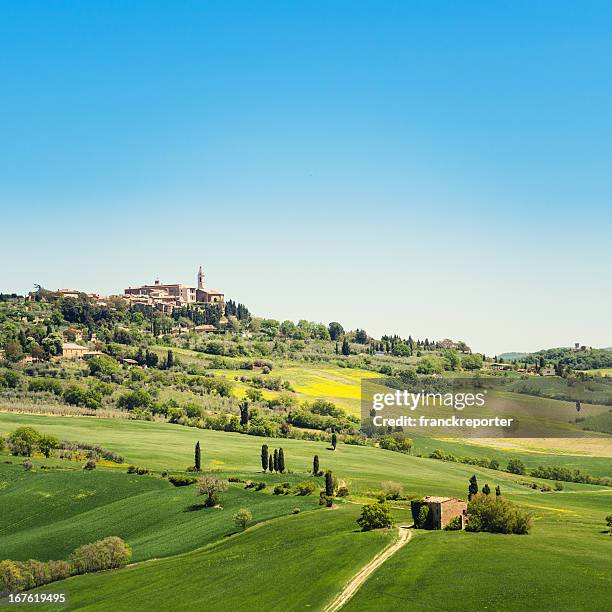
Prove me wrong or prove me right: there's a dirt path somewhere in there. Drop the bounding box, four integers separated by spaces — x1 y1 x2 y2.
325 526 412 612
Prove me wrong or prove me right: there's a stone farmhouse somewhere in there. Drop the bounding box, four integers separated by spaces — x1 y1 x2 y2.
423 496 468 530
123 266 224 314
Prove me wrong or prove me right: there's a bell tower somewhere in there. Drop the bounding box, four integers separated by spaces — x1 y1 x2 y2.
197 265 205 290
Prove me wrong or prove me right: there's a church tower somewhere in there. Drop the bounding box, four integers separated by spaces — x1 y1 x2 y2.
197 266 205 290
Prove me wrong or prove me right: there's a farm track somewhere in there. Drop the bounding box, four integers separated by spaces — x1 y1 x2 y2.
324 526 412 612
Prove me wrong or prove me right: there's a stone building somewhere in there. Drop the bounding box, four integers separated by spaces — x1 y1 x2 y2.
423 496 468 530
124 266 224 313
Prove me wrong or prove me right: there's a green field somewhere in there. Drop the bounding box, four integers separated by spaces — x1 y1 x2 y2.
29 505 395 611
0 462 319 563
1 408 611 610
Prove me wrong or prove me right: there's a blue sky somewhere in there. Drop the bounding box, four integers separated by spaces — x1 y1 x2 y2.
1 1 611 354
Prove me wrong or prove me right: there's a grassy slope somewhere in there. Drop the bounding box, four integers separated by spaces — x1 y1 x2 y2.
345 514 612 611
1 413 610 484
1 414 610 611
31 505 394 612
0 462 319 563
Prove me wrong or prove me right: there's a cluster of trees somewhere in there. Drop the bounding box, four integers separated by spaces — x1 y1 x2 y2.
172 303 224 326
260 445 286 473
225 300 250 321
468 475 501 500
1 427 124 463
530 465 612 487
0 537 131 596
527 347 612 371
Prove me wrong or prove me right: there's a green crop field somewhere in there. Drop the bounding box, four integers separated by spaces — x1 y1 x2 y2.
28 505 395 611
1 413 608 611
0 462 319 563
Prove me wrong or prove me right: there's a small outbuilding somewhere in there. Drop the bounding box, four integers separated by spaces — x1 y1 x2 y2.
412 496 468 530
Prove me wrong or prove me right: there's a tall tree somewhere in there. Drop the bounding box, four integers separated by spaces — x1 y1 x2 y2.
273 449 279 473
313 454 320 476
468 475 478 500
278 448 285 473
239 401 250 427
495 485 501 497
325 471 334 497
482 483 491 495
261 444 269 472
167 349 174 368
194 441 201 471
341 337 350 356
268 454 273 472
331 433 337 451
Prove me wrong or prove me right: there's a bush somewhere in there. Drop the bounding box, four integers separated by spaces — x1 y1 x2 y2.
506 458 526 475
273 484 285 495
444 516 462 530
381 481 403 500
254 481 266 491
23 459 33 471
117 389 152 411
466 493 532 534
357 502 393 531
294 481 316 496
337 486 349 498
63 385 101 409
168 475 197 487
69 536 132 575
0 560 25 595
8 427 40 456
292 507 301 514
83 459 96 470
232 508 252 530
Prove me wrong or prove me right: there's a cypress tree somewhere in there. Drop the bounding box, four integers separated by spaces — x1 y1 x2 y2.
273 449 279 472
482 483 491 495
341 337 350 356
194 441 201 471
325 471 334 497
468 475 478 500
167 349 174 368
268 454 273 472
313 455 320 476
239 401 249 427
261 444 269 472
278 448 285 473
331 433 337 450
495 485 501 496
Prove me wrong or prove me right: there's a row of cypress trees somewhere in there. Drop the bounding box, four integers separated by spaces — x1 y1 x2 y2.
260 445 285 473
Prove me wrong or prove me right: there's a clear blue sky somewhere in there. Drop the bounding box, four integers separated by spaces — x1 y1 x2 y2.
1 1 611 355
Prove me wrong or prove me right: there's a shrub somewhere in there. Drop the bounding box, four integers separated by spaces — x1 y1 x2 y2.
69 536 132 575
357 502 393 531
273 484 285 495
254 481 266 491
168 475 197 487
0 560 25 594
294 481 316 496
233 508 252 530
23 459 33 471
8 427 40 456
292 507 301 514
83 459 96 470
117 389 152 411
337 486 349 498
506 458 526 475
466 493 532 534
63 385 101 409
381 481 403 500
444 516 462 530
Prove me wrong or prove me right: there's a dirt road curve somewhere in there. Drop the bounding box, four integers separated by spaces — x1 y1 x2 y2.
324 526 412 612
